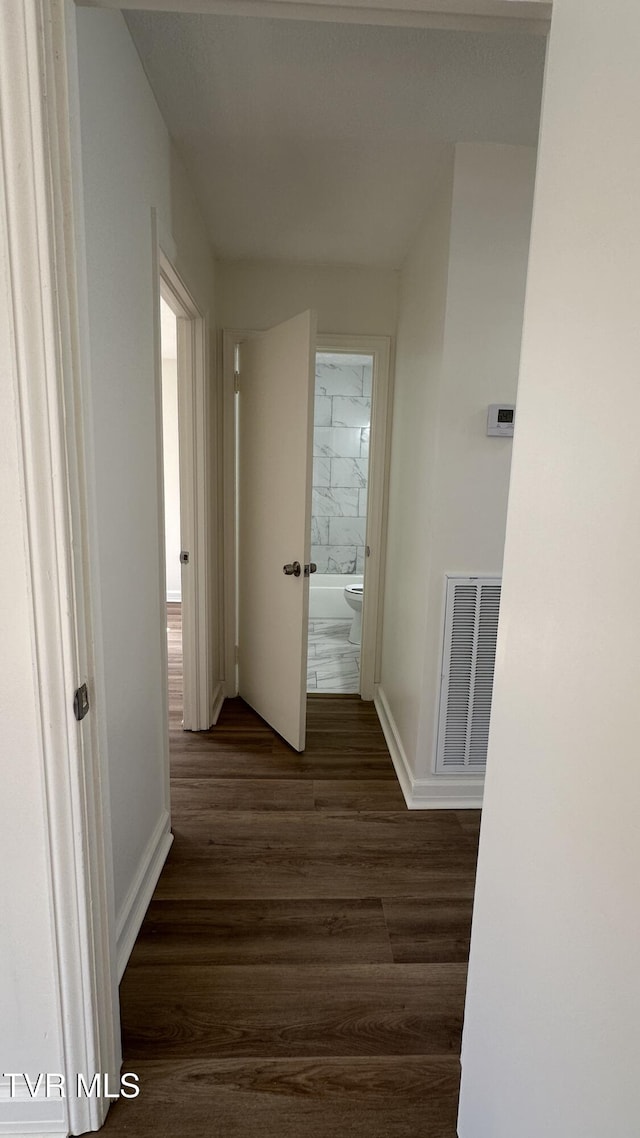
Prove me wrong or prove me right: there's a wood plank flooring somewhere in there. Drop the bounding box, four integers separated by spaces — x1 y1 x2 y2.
102 605 480 1137
166 602 183 730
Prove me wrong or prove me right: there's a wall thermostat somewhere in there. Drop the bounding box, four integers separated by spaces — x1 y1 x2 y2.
487 404 515 437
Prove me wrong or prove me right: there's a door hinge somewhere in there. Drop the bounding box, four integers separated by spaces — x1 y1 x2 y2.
234 369 240 394
73 683 90 722
235 644 240 664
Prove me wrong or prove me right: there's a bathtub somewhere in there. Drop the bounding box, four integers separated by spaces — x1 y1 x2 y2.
309 573 364 620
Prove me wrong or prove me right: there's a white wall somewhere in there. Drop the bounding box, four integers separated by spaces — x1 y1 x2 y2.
378 142 536 806
417 143 537 785
378 155 455 797
74 8 217 943
459 1 640 1133
217 259 398 335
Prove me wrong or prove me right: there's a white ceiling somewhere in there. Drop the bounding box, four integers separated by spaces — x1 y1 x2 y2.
124 11 545 266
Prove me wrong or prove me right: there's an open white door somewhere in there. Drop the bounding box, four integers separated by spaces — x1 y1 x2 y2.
237 310 316 751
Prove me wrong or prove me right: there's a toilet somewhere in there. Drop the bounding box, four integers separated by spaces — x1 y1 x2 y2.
344 583 364 645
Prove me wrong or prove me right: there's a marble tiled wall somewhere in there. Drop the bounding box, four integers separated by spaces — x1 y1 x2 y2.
312 355 372 573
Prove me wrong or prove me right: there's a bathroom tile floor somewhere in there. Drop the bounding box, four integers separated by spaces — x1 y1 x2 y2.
307 619 360 694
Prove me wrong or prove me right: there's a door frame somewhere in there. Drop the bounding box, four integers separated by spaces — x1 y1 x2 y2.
315 335 392 700
157 253 212 731
0 1 120 1131
222 328 392 703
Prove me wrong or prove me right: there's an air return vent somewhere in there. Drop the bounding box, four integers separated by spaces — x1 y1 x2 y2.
435 576 502 775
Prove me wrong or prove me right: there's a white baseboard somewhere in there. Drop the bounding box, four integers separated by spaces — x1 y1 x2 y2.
210 681 225 726
0 1097 66 1134
166 590 181 603
374 686 484 810
0 1082 67 1134
116 812 173 980
0 1124 65 1133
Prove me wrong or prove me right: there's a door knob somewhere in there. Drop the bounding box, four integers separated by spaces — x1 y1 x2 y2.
283 561 302 577
304 563 317 576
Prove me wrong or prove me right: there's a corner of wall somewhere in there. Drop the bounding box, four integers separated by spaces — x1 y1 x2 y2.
377 153 456 800
375 685 483 809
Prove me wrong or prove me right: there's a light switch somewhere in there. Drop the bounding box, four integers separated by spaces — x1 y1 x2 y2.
487 404 515 437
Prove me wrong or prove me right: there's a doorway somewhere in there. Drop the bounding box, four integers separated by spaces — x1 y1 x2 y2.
314 335 392 702
224 327 391 734
159 296 183 729
308 350 374 695
158 255 212 733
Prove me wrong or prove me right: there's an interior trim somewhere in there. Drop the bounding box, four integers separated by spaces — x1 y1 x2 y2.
77 0 552 36
116 812 173 981
375 685 485 809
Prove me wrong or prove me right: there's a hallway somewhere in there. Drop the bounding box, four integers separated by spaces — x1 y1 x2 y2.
103 607 480 1136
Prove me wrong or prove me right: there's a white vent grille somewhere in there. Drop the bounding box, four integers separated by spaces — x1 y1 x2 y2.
435 576 501 775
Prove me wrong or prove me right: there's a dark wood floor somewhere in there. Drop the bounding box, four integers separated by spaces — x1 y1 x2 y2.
102 604 480 1136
